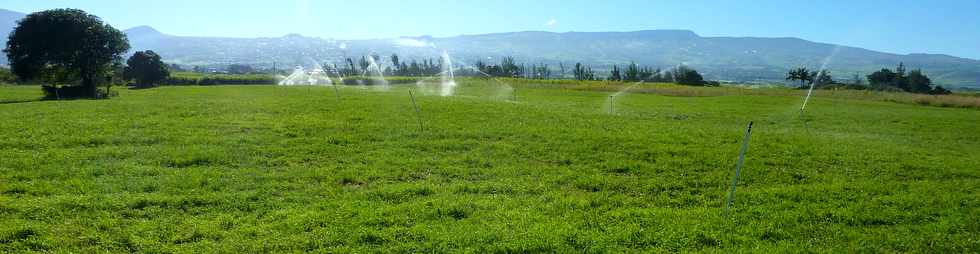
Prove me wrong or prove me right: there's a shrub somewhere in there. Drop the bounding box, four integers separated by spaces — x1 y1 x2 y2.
163 72 276 85
42 85 111 99
0 68 17 84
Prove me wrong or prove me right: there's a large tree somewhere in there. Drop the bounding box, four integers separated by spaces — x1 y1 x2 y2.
867 63 942 94
609 65 621 81
906 69 932 94
672 65 706 86
624 62 640 82
4 9 130 98
124 50 170 88
813 70 833 87
867 68 898 90
785 67 815 89
573 62 595 81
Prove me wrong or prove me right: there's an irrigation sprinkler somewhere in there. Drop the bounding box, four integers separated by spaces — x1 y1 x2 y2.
512 87 518 102
409 89 424 131
332 83 341 102
607 80 642 115
724 121 754 219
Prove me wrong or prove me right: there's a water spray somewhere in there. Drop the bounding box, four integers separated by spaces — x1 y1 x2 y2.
608 95 615 114
365 56 389 89
799 46 840 118
279 64 332 86
440 51 457 96
414 51 459 97
801 81 816 112
456 63 515 100
724 121 753 219
607 80 643 114
409 89 424 131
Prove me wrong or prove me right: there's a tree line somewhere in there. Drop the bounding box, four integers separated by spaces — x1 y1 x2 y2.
785 63 951 95
194 54 710 86
381 54 443 77
602 62 712 85
472 57 555 79
473 58 712 85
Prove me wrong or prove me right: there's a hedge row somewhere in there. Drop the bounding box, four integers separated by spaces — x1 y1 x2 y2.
164 75 276 86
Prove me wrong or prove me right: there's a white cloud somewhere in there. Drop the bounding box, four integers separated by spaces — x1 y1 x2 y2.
546 18 558 27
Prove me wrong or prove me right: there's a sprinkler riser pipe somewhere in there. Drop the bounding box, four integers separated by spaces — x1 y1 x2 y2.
409 90 424 131
724 121 753 218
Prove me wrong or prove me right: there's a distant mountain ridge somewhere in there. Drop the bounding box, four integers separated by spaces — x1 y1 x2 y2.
1 8 978 87
0 9 25 61
124 27 980 87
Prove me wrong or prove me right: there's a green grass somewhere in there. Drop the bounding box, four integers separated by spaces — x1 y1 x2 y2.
0 80 978 252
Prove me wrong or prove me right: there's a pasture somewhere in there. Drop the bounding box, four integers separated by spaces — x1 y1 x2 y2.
0 80 977 252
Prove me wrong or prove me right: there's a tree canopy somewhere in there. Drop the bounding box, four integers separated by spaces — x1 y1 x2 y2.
672 65 707 85
572 63 596 81
867 63 948 94
813 70 833 87
3 8 130 98
124 50 170 88
786 67 816 89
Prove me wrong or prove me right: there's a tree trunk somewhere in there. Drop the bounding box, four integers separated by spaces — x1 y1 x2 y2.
83 75 97 98
81 64 99 98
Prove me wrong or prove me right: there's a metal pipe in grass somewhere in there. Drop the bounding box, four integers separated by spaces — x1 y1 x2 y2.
409 89 424 131
724 121 754 219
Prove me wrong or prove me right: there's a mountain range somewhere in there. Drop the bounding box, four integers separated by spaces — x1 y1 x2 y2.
2 9 978 87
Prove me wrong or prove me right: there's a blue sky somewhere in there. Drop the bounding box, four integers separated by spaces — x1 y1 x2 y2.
5 0 980 59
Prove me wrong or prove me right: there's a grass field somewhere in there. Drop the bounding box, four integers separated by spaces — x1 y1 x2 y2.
0 80 978 252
